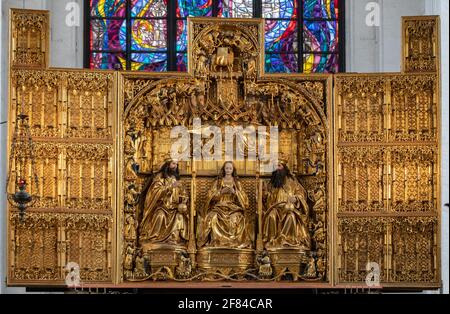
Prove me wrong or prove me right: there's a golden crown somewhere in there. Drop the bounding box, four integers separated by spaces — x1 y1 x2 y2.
278 152 289 166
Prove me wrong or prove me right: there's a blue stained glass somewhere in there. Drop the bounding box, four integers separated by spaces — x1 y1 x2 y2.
262 0 296 19
176 0 213 18
91 52 126 69
265 19 298 53
131 19 167 51
131 53 168 71
132 0 168 17
219 0 253 18
90 0 126 17
265 53 299 73
88 0 341 73
91 19 126 51
303 20 338 52
177 53 188 71
303 0 339 19
303 53 338 73
119 20 128 50
177 20 188 51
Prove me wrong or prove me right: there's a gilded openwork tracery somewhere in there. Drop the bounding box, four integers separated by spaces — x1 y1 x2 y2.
335 73 440 286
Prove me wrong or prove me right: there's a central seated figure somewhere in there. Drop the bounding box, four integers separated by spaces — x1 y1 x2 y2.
197 161 253 249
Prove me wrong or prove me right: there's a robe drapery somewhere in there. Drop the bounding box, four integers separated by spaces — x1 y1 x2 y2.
263 177 311 249
197 178 253 249
139 174 188 245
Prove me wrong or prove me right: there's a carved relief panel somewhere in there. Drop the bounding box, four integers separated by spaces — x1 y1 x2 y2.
118 18 332 283
335 73 440 288
402 16 440 73
10 9 49 69
7 69 114 285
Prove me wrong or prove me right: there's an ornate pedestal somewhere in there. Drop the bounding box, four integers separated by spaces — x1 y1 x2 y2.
142 243 187 280
197 248 255 278
268 248 308 281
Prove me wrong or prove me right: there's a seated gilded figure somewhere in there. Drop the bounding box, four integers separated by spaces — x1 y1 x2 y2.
139 158 189 247
263 157 311 250
197 161 253 249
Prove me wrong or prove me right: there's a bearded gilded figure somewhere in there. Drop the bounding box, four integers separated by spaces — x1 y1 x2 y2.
139 159 189 247
263 158 311 250
197 161 253 249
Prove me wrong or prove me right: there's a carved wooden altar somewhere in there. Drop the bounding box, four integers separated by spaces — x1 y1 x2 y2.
6 9 441 290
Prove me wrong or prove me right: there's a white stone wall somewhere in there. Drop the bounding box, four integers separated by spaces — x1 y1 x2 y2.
47 0 84 68
0 0 448 294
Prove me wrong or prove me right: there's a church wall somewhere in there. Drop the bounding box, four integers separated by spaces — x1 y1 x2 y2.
46 0 84 69
346 0 427 73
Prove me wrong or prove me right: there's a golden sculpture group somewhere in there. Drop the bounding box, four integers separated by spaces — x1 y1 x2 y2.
6 10 441 289
131 155 318 281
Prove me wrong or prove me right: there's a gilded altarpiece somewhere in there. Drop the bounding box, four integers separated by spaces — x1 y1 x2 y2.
6 11 441 289
8 68 114 284
118 18 332 284
333 16 440 289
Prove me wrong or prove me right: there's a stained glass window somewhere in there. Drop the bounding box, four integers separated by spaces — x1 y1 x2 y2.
302 0 340 73
175 0 213 70
88 0 168 70
87 0 344 73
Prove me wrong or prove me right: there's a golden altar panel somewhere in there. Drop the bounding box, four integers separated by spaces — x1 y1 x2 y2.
10 9 49 69
7 68 115 285
5 12 441 289
334 73 440 287
402 16 440 73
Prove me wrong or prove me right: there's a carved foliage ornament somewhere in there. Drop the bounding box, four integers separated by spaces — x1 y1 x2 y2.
11 9 49 68
403 17 439 73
